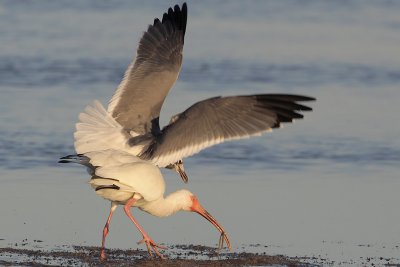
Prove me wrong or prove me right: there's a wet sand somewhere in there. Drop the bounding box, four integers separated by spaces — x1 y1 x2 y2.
0 244 310 267
2 242 399 266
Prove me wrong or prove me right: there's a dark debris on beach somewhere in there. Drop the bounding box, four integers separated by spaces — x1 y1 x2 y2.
0 244 313 267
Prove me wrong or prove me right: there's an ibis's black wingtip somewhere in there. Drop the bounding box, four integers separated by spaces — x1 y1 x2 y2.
303 96 316 101
95 185 120 191
59 153 83 160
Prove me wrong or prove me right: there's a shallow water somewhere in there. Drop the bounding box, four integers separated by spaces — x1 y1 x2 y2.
1 0 400 265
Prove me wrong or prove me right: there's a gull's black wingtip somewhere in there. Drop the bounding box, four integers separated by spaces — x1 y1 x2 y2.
157 2 187 39
182 2 188 14
174 3 187 14
255 94 316 103
272 94 316 102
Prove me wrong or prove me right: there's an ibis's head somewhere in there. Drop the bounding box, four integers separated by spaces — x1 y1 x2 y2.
178 189 231 251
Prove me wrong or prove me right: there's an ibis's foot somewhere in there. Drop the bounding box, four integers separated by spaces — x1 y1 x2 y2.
100 250 106 261
138 236 167 259
100 224 110 261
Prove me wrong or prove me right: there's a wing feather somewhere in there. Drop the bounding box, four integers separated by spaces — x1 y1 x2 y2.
108 3 187 134
139 94 315 166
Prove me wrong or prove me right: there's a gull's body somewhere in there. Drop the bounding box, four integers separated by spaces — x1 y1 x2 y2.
60 149 230 259
74 3 315 183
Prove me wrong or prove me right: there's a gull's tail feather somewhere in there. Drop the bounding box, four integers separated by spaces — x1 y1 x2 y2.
74 100 127 154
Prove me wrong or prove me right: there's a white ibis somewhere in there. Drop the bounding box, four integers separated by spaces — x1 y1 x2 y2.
59 149 231 260
73 3 315 183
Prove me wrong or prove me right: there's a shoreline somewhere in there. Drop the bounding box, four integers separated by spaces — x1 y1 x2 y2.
0 245 313 266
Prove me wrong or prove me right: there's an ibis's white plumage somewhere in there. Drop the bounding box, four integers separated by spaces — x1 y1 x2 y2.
60 148 231 258
91 155 165 204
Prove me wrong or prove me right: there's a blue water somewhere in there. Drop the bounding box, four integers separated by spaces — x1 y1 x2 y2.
1 0 400 265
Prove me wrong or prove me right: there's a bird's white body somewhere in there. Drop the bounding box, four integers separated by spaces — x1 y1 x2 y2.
85 150 190 216
91 161 164 204
61 146 231 259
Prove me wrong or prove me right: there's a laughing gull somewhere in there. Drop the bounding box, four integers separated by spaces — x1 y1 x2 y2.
73 3 315 183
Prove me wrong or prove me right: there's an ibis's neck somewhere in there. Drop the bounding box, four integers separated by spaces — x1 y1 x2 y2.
139 190 189 218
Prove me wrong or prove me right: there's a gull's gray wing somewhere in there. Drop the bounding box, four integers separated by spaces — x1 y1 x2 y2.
139 94 315 166
107 3 187 135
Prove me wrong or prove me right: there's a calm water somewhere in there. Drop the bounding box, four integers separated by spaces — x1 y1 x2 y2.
1 0 400 265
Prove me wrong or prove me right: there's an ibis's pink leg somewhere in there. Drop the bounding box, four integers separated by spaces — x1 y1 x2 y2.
100 202 118 261
123 197 166 259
